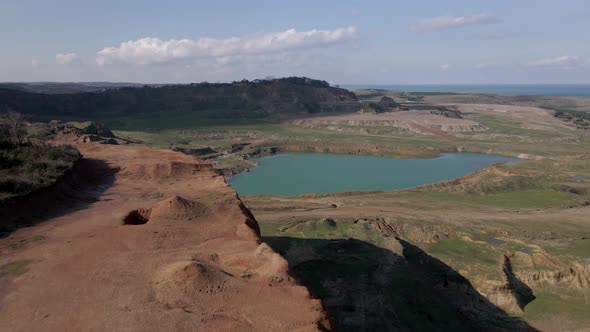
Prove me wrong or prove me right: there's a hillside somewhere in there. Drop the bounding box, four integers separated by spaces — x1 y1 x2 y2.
0 82 147 95
0 77 359 121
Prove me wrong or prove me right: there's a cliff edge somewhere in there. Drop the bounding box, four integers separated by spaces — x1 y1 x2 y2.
0 142 326 331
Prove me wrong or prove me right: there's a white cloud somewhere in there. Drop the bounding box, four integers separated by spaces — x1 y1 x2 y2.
411 13 498 32
31 59 39 68
527 55 580 67
96 27 357 66
56 52 80 65
440 64 450 71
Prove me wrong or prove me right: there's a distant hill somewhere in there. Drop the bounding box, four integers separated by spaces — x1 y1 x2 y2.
0 82 150 94
0 77 359 120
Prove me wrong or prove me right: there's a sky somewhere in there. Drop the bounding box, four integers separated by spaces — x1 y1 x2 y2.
1 0 589 84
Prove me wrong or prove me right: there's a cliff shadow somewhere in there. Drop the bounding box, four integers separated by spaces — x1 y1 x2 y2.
503 255 536 310
264 236 538 332
0 157 117 236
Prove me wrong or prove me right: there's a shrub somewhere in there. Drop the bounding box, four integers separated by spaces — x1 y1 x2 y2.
0 142 80 201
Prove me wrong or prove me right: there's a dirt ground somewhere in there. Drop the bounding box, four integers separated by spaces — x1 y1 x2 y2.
289 110 485 135
0 143 325 331
287 103 575 137
450 103 576 131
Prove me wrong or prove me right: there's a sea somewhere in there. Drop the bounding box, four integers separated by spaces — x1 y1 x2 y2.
340 84 590 97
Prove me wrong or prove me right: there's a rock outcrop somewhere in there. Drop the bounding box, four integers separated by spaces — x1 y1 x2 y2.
48 120 124 145
478 251 590 315
516 263 590 289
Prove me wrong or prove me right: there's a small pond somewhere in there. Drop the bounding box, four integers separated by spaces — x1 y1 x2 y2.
229 152 520 196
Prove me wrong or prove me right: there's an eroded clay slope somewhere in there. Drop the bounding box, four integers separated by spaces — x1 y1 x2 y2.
0 143 325 331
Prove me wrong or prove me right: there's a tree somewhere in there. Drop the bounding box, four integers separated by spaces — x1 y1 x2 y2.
0 111 27 145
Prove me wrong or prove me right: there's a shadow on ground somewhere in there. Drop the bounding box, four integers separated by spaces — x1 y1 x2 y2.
0 158 117 236
503 255 536 310
264 236 538 332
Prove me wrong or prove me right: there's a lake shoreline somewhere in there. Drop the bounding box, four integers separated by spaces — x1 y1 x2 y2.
229 152 521 196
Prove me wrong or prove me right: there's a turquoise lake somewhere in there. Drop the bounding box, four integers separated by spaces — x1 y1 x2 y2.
229 153 520 196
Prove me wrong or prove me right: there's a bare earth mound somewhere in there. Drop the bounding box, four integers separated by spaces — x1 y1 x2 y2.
0 143 325 331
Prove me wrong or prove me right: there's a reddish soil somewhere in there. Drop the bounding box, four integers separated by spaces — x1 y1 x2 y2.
0 143 325 331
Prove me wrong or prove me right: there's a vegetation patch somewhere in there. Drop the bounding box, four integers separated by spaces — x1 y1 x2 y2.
546 240 590 259
0 113 80 201
523 290 590 329
426 237 499 266
7 239 27 250
0 142 80 201
1 259 33 275
5 235 47 250
31 234 46 241
403 189 583 209
553 109 590 129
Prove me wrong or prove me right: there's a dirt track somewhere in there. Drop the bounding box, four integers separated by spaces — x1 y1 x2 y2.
0 143 324 331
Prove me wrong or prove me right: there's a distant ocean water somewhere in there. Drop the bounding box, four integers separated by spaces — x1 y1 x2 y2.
340 84 590 97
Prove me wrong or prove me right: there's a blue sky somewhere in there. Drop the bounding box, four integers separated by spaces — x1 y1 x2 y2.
1 0 589 84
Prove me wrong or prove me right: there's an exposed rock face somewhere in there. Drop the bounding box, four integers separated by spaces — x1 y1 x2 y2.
49 120 115 138
502 255 536 311
480 280 523 314
478 251 590 315
48 120 124 145
516 263 590 289
0 143 325 331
